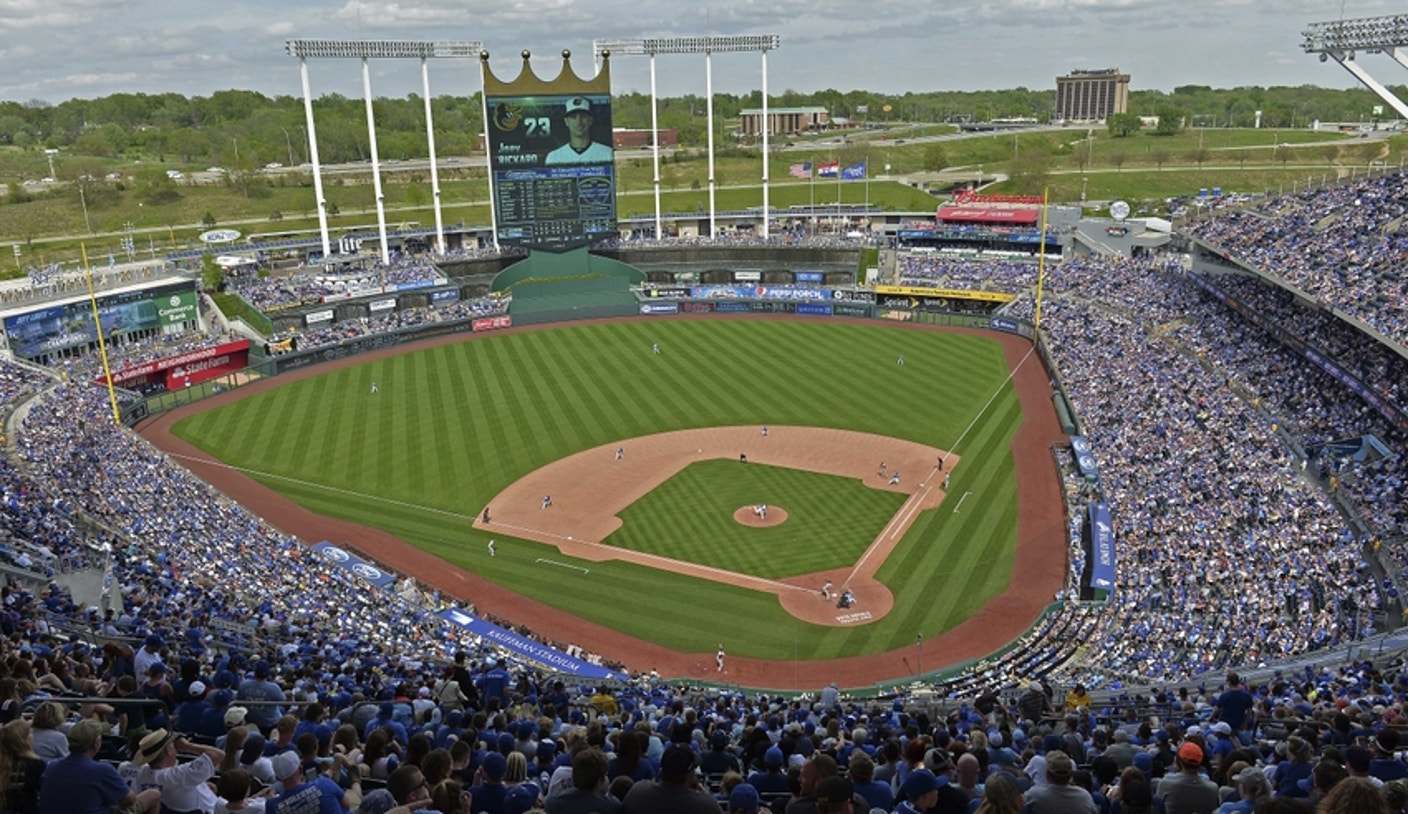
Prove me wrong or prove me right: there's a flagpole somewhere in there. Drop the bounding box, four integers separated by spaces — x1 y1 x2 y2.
809 160 815 219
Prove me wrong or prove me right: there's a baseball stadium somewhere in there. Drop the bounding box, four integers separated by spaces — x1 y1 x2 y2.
2 16 1408 814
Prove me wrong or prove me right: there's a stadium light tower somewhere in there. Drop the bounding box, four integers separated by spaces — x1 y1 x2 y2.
595 35 780 239
1303 14 1408 121
286 39 482 262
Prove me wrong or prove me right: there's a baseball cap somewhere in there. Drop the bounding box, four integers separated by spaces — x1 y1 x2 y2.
900 769 941 800
224 706 249 728
765 746 784 767
504 784 539 814
357 789 397 814
481 751 507 780
271 750 301 781
187 681 207 698
565 97 592 114
1211 721 1232 736
923 748 954 773
729 783 761 813
1178 742 1204 764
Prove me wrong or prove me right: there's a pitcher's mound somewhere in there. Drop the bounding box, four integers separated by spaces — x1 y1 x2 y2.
733 505 788 527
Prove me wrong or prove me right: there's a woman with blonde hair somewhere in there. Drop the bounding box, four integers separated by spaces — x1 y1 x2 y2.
975 771 1023 814
0 719 44 814
503 750 530 788
28 702 68 763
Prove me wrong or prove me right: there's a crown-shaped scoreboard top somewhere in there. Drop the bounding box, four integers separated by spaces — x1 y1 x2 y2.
481 49 611 97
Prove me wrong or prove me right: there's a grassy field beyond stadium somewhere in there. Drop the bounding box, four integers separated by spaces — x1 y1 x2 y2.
171 319 1026 661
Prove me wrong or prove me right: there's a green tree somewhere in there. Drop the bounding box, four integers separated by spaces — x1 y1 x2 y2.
921 144 949 172
132 169 181 206
5 180 32 205
200 253 225 291
1109 152 1127 172
1072 140 1093 172
1153 109 1182 136
201 211 217 229
1008 148 1053 195
1106 113 1142 138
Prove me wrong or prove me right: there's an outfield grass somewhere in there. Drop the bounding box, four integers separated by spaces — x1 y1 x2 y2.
608 460 908 579
171 319 1025 660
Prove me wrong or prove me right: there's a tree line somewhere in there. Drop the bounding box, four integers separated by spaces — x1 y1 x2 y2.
0 83 1399 171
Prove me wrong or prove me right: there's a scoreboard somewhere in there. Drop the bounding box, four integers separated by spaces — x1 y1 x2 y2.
486 93 617 251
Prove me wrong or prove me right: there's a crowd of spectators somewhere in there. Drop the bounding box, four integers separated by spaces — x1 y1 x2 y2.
603 231 877 249
994 253 1399 687
231 259 445 314
294 296 509 351
1183 171 1408 349
895 255 1039 293
6 200 1408 811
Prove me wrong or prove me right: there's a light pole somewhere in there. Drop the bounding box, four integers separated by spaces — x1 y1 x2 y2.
596 35 780 239
78 184 93 235
286 39 481 261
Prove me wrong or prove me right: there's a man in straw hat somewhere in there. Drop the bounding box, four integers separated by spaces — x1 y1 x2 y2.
128 727 227 814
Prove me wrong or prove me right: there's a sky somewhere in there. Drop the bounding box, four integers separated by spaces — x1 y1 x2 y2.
0 0 1401 105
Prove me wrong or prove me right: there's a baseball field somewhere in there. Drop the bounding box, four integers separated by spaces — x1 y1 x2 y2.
148 316 1068 687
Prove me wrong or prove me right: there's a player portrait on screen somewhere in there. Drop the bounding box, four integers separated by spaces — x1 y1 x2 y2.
545 96 614 165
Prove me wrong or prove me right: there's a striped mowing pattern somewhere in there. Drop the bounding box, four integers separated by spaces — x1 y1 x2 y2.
173 320 1024 660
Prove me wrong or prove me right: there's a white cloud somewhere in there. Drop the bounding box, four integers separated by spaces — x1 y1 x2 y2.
0 0 1388 101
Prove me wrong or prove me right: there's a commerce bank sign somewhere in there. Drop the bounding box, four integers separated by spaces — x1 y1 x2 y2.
159 292 198 325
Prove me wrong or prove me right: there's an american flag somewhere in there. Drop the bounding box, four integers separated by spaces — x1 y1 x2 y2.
788 162 811 179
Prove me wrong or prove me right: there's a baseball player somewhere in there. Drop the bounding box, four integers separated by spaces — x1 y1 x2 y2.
652 342 660 355
943 473 951 490
761 425 769 437
370 381 379 393
897 354 905 365
615 447 624 460
822 580 833 600
716 645 725 672
487 539 496 557
889 471 901 486
541 494 552 510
